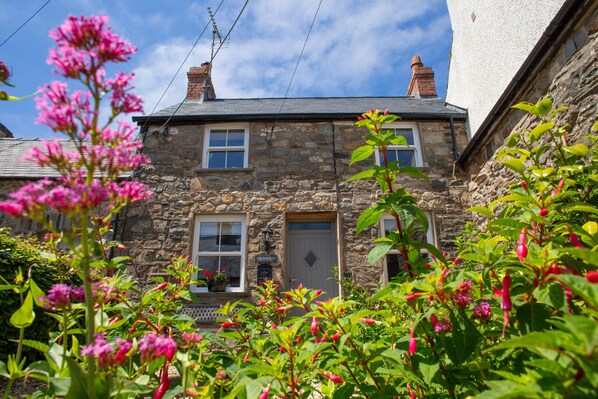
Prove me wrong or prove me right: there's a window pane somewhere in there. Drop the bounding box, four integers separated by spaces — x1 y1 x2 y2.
227 130 245 146
220 222 242 251
226 151 245 168
221 256 241 287
383 219 397 235
208 151 226 168
395 128 414 145
209 131 227 146
198 222 219 251
387 254 405 281
288 221 333 231
198 256 219 276
388 149 415 167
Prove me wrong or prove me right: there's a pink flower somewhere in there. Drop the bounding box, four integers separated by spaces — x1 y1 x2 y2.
311 316 318 336
81 334 133 369
323 371 343 384
516 228 528 262
181 331 203 345
0 61 10 83
452 280 473 308
569 230 584 248
259 383 271 399
539 208 548 217
362 318 376 325
138 332 177 363
493 273 512 337
39 283 84 310
473 302 491 320
586 271 598 284
409 326 417 356
154 365 170 399
430 314 452 333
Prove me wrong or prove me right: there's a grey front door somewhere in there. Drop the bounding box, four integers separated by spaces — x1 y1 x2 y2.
286 221 338 298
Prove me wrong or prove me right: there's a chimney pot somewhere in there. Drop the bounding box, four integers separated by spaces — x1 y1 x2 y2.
186 62 216 101
407 55 437 98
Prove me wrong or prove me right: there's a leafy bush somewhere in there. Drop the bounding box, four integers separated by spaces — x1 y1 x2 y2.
0 228 75 361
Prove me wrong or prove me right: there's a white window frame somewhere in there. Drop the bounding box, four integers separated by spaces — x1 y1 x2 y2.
381 212 435 283
374 122 424 167
202 123 249 169
191 215 246 293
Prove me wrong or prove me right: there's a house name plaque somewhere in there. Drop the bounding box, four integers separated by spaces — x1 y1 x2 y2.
255 254 278 264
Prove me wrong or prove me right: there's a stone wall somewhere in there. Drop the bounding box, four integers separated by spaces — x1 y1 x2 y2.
462 3 597 211
119 117 471 302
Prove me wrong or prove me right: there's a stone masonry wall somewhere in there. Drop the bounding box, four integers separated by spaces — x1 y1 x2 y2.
463 5 597 210
120 117 471 303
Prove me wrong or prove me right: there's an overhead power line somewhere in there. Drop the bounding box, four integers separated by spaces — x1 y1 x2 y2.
0 0 53 49
275 0 323 124
153 0 250 133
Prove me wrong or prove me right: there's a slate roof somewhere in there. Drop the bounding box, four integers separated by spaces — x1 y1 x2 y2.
0 139 73 178
133 97 467 124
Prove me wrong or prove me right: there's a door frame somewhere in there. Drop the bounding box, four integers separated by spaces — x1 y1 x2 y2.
283 212 342 297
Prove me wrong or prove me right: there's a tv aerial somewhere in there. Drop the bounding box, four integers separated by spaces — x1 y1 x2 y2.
208 7 229 61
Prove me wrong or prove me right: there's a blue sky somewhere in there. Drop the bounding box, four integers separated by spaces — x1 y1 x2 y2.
1 0 452 139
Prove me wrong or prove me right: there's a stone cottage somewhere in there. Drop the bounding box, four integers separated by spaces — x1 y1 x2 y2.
121 57 470 309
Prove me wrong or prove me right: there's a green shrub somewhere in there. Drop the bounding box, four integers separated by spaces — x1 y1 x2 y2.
0 228 76 361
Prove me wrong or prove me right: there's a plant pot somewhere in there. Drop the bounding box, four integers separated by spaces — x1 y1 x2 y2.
208 283 227 292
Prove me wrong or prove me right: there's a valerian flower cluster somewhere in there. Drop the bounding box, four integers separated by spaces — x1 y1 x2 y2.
0 14 150 224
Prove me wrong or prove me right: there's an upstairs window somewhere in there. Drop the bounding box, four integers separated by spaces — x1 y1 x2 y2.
381 213 435 282
192 215 246 292
374 123 423 167
203 125 249 169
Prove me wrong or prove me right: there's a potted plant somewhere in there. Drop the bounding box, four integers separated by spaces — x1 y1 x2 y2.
203 269 230 292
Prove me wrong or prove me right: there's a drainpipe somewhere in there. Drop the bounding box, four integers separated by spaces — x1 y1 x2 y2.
449 116 459 179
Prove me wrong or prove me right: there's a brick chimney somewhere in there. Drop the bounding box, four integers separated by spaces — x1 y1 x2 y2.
186 62 216 101
407 55 437 98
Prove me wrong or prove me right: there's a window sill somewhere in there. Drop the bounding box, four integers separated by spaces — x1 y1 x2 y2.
193 291 251 299
193 167 254 174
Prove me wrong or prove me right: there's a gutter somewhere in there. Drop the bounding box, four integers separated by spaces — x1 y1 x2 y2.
457 0 590 167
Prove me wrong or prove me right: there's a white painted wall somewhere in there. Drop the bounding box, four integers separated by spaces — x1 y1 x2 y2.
445 0 565 137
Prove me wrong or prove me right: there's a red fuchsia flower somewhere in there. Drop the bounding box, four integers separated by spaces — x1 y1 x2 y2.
473 302 492 321
521 181 529 190
0 61 11 84
453 257 462 265
430 314 452 333
138 332 177 363
587 271 598 283
259 383 271 399
311 316 318 336
314 289 322 296
409 325 417 356
150 282 168 292
406 292 424 301
362 318 376 325
569 229 584 248
39 283 84 310
331 332 340 342
539 208 549 217
407 383 415 399
323 371 344 384
154 364 170 399
516 228 528 262
220 321 235 329
493 273 512 337
452 280 474 308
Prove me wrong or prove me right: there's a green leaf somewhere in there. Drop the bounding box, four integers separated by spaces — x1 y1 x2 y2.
346 168 376 182
516 302 550 334
64 357 88 399
536 97 553 117
444 312 482 365
512 101 540 118
0 360 9 378
563 144 589 157
419 362 439 385
557 275 598 308
528 123 554 144
29 279 46 307
18 340 49 354
355 206 384 235
350 145 375 165
583 221 598 235
398 166 429 180
562 204 598 214
467 206 493 218
367 242 393 265
10 291 35 328
560 247 598 265
501 159 525 174
532 282 565 311
559 314 598 354
530 167 554 178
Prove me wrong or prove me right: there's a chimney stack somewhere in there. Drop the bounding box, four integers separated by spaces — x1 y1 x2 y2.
186 62 216 101
407 55 437 98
